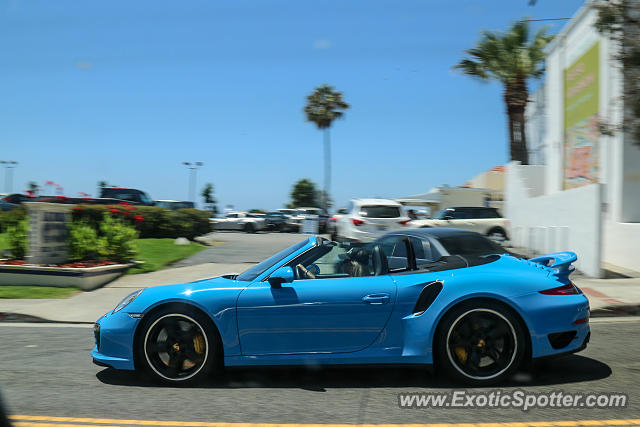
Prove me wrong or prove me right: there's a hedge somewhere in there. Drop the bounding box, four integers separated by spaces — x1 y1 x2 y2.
0 204 211 240
71 205 211 239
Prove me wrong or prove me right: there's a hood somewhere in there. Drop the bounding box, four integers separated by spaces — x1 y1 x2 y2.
124 275 246 313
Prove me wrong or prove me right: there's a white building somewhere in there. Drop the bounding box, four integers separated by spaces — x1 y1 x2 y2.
506 2 640 277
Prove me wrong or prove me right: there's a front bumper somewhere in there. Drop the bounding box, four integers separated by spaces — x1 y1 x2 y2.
91 310 140 370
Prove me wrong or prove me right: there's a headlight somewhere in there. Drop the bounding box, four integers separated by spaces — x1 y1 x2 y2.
113 289 143 313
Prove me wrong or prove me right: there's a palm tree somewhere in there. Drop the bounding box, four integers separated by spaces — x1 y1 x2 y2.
304 84 349 211
454 20 553 165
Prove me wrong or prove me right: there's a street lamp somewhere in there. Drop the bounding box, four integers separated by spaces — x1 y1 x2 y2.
182 161 204 204
0 161 18 193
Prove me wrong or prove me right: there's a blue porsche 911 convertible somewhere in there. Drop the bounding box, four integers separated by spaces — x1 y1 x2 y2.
92 228 590 385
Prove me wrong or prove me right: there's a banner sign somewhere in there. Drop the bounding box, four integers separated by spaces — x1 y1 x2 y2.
564 42 599 189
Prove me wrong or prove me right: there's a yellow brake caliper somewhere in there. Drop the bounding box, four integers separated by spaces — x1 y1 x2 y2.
193 334 206 355
454 347 468 364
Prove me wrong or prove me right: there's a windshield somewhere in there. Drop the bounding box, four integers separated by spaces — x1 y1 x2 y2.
434 209 453 220
236 239 310 281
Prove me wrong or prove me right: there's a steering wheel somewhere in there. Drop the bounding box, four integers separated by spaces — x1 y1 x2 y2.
297 264 316 280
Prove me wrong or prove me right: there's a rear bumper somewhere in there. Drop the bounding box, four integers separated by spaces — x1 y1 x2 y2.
513 292 590 359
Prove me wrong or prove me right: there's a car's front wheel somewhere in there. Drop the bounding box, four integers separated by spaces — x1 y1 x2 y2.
436 301 526 385
137 307 218 385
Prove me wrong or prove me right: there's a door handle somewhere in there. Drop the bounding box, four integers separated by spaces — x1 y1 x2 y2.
362 294 390 305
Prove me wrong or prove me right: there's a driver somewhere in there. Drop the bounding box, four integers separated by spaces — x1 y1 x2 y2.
344 248 371 277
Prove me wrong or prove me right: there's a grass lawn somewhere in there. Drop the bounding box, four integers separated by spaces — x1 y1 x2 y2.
129 238 208 274
0 286 80 299
0 232 7 253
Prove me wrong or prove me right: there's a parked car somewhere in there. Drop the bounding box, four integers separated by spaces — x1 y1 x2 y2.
335 198 411 242
92 233 589 386
410 206 510 241
100 187 155 206
0 199 16 211
155 200 195 210
295 207 329 233
2 193 30 204
328 207 348 240
265 211 298 232
210 211 267 233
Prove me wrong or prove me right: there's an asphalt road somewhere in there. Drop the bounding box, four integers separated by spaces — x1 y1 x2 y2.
173 232 314 267
0 318 639 425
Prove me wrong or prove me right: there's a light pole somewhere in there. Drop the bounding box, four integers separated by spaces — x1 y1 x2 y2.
0 161 18 193
182 161 203 205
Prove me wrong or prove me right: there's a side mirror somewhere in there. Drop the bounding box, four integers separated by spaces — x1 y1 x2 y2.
443 215 453 221
268 266 294 287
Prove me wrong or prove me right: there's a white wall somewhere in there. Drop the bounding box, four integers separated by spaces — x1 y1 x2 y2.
506 162 602 277
603 222 640 273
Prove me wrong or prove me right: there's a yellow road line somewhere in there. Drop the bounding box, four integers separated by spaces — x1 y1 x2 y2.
9 416 640 427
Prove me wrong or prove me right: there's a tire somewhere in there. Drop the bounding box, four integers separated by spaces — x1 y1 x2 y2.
487 227 507 242
435 300 526 386
136 306 220 385
244 223 255 233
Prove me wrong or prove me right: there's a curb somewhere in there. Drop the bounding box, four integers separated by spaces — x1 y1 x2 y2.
590 304 640 317
0 312 94 324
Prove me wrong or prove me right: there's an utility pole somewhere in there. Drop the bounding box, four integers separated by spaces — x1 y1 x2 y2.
182 161 204 205
0 161 18 193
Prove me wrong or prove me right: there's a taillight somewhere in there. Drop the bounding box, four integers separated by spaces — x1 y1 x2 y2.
329 217 337 223
539 283 579 295
399 219 410 226
352 218 365 226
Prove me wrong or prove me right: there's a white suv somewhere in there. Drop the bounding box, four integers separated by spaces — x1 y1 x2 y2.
335 198 411 242
411 206 510 241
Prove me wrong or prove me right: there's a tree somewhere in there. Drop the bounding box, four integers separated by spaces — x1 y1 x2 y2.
593 0 640 145
28 181 39 195
248 208 267 214
97 180 108 197
201 183 218 215
304 84 349 210
454 20 553 165
289 178 319 208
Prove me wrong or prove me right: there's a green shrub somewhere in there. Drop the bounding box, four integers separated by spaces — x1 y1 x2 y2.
98 213 138 263
0 206 26 233
71 205 211 239
69 221 102 261
6 219 27 259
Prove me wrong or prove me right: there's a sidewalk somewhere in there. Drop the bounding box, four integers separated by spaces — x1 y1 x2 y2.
0 262 255 323
1 265 639 323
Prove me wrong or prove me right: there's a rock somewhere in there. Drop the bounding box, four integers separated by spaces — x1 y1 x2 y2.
174 237 190 246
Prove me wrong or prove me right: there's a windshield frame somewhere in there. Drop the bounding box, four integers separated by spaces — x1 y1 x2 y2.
236 237 315 281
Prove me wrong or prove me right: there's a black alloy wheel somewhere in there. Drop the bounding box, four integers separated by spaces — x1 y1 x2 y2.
436 302 526 385
139 309 217 384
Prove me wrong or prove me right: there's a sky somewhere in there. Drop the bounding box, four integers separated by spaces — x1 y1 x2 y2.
0 0 585 211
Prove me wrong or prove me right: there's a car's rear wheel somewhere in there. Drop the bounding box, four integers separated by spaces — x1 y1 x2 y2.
244 223 255 233
138 307 218 385
487 227 507 242
436 301 526 385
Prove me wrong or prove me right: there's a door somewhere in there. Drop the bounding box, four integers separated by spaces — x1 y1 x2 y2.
236 243 396 355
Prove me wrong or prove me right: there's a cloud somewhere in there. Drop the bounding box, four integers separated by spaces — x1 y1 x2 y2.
76 61 93 70
313 39 331 50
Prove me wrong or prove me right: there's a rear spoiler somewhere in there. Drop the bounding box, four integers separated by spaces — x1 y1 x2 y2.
529 251 577 282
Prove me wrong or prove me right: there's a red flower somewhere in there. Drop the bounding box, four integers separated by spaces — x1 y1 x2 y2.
125 205 136 210
73 206 83 211
134 214 144 221
108 208 118 213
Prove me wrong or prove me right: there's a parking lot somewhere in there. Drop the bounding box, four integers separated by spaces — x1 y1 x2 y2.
173 231 323 267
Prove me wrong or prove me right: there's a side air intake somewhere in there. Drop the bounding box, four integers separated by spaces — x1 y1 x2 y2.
413 281 443 315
